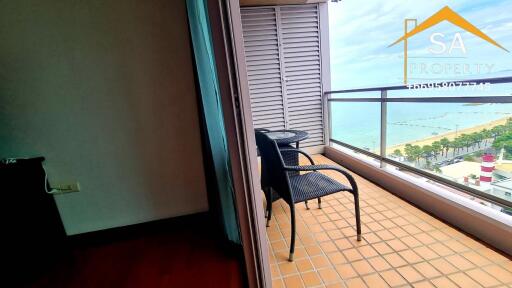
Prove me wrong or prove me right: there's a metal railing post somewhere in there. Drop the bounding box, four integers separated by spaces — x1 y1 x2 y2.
380 90 387 168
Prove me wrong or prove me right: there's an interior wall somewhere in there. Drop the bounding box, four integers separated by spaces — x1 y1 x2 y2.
0 0 208 235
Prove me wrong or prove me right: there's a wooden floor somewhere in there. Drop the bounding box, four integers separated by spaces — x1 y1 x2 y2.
27 214 244 288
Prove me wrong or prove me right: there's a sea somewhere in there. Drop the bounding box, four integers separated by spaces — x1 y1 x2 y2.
331 103 512 150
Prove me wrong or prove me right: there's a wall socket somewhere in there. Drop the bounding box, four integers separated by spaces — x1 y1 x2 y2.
49 182 80 195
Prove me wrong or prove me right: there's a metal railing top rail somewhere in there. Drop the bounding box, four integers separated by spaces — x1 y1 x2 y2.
327 96 512 103
324 76 512 95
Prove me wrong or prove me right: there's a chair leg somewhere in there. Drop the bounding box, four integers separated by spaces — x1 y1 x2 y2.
305 200 309 210
353 190 362 241
288 204 296 262
317 197 322 209
266 188 273 227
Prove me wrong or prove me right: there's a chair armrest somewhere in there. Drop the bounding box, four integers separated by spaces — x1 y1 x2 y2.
284 164 358 191
279 148 315 165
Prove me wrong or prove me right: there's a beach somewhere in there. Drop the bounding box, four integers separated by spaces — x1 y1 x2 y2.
385 116 510 155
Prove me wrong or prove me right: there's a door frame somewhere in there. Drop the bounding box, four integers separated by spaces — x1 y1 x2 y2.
207 0 271 287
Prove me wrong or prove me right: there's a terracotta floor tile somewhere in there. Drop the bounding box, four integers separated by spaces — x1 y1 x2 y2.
272 279 285 288
380 270 407 287
327 230 344 240
444 240 470 253
413 246 439 261
368 256 392 271
315 232 331 243
429 258 459 275
293 247 308 260
343 248 363 262
271 240 288 251
320 241 338 253
397 266 424 283
326 251 347 265
400 235 423 248
402 224 422 235
305 245 323 257
345 277 368 288
461 251 492 266
311 255 330 269
398 250 423 264
483 265 512 284
478 248 510 264
318 267 340 284
465 268 500 287
445 254 475 271
391 217 409 226
447 272 480 288
295 258 314 273
358 245 379 258
431 277 458 288
271 264 281 279
278 261 298 276
388 227 408 238
372 242 394 255
363 273 390 288
283 274 304 288
376 230 395 241
301 271 322 287
383 253 408 268
414 233 436 245
352 260 375 276
326 283 344 288
428 242 453 257
335 238 353 250
387 239 408 252
429 230 450 242
413 262 442 278
413 281 435 288
335 263 358 279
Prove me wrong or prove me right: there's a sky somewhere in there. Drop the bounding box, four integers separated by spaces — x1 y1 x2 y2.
328 0 512 92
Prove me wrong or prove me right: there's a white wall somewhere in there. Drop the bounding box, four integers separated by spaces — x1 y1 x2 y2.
0 0 208 235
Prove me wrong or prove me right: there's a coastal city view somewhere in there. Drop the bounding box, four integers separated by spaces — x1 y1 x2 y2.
329 0 512 213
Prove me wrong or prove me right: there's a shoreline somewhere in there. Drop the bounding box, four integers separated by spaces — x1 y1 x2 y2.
385 116 510 155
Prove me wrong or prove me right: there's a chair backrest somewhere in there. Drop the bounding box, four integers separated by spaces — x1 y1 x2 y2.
255 131 293 204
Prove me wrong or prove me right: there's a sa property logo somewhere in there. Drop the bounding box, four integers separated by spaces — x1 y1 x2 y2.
389 6 509 85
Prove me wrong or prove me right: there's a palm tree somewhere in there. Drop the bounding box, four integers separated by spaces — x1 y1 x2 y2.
481 128 491 145
439 137 450 156
451 138 464 156
491 125 506 140
431 141 442 159
404 144 422 164
393 149 403 158
458 134 472 152
470 132 483 149
422 145 434 162
493 131 512 156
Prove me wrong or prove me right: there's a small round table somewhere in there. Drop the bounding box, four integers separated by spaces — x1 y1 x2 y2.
265 130 309 148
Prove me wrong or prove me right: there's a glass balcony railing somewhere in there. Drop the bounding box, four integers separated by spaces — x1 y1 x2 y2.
324 76 512 215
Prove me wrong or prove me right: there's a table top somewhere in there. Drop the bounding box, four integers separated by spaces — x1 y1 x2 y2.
265 129 309 145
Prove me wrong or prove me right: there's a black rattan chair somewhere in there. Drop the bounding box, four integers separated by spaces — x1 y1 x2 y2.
256 129 300 220
255 131 361 261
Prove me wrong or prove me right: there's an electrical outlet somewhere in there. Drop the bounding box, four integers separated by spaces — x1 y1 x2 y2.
49 182 80 194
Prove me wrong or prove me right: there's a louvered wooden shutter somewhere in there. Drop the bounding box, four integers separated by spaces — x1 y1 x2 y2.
241 7 286 131
241 4 326 148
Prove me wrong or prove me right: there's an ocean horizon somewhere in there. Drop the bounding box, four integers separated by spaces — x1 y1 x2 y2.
331 102 512 150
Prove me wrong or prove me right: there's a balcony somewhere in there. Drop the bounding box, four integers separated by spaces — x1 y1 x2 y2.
240 2 512 287
265 155 512 288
